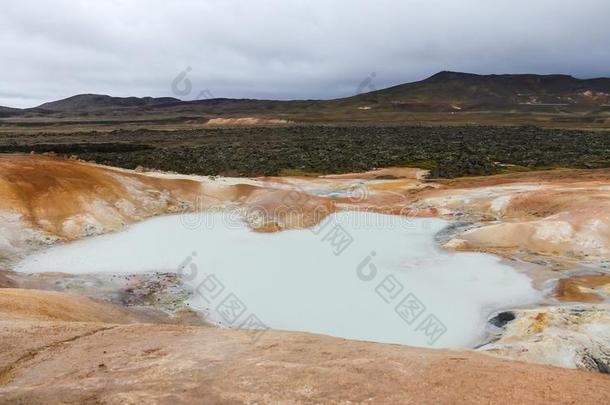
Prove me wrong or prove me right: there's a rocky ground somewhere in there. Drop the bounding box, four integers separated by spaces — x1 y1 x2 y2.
1 315 609 404
1 154 609 403
1 125 609 178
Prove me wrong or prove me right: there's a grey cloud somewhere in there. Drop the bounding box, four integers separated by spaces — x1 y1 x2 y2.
1 0 609 107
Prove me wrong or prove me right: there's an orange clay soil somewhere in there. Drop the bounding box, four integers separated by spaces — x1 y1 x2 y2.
321 166 425 180
258 167 610 262
0 288 145 323
2 154 610 262
0 154 202 240
0 316 609 404
205 117 292 126
1 155 610 402
412 171 610 261
0 154 336 243
555 274 610 303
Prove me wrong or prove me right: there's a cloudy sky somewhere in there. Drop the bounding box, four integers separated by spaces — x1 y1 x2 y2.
1 0 609 108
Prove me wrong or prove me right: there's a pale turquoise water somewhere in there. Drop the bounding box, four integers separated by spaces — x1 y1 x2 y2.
16 211 541 348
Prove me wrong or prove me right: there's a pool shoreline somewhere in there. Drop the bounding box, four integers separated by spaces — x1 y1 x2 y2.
13 211 543 349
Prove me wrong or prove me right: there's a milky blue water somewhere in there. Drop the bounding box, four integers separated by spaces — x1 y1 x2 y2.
16 211 540 348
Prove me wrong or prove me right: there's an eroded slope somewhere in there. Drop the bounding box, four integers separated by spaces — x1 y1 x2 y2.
1 155 609 402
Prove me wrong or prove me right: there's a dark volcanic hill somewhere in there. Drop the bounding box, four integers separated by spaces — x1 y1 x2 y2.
15 72 610 114
22 72 610 114
345 71 610 111
0 106 21 117
2 72 610 128
37 94 181 111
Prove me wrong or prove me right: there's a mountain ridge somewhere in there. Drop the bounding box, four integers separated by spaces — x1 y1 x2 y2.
3 71 608 113
1 71 610 129
348 71 610 110
0 70 610 112
36 94 182 112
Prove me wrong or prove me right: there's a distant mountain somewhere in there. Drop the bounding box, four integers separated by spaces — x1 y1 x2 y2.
0 106 21 117
36 94 181 111
347 71 610 111
2 72 610 128
14 73 610 114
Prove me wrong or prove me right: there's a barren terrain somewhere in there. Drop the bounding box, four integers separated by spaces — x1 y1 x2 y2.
1 317 609 404
1 126 609 178
0 154 609 402
3 72 610 131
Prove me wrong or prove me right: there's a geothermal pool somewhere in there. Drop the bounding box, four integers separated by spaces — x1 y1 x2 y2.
16 211 541 348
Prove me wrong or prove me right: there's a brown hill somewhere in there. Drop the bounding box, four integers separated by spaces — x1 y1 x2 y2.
1 319 609 404
27 72 610 114
0 106 20 118
348 71 610 111
6 72 609 116
36 94 181 112
2 71 610 129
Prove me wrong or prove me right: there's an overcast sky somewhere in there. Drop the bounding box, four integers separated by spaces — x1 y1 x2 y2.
1 0 610 108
